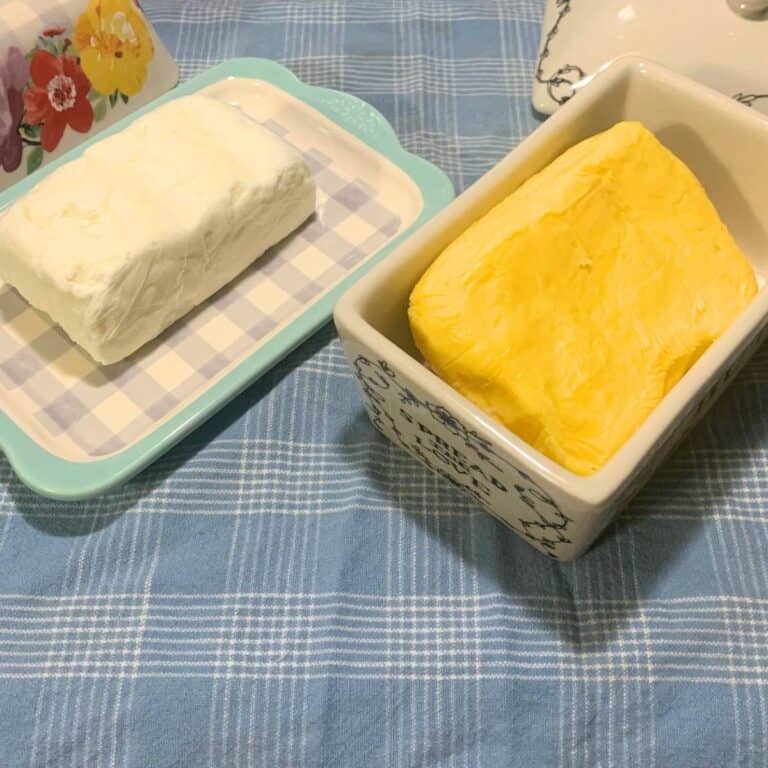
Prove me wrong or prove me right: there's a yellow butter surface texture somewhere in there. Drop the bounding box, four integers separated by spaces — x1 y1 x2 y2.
408 121 757 475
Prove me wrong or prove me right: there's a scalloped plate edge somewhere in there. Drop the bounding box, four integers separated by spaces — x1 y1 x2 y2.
0 58 455 500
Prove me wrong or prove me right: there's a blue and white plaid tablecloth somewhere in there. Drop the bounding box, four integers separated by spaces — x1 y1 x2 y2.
2 2 768 766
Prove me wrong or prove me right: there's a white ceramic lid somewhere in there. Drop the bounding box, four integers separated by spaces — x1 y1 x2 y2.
533 0 768 116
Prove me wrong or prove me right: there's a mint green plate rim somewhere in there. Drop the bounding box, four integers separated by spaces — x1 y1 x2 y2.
0 58 455 501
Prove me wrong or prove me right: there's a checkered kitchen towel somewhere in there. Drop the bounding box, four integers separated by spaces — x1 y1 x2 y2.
2 2 768 767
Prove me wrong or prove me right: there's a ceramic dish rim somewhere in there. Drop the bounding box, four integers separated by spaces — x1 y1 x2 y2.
0 57 455 500
335 56 768 509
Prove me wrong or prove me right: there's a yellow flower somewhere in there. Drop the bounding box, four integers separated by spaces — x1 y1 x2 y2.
73 0 154 97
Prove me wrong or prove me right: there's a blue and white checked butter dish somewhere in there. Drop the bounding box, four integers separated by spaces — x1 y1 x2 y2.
0 0 178 190
0 57 454 499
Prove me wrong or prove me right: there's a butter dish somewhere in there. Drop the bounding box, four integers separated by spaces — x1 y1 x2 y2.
0 58 454 499
334 57 768 560
533 0 767 116
0 0 178 191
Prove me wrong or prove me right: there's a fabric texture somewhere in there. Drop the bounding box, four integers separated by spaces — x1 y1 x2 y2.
1 2 767 766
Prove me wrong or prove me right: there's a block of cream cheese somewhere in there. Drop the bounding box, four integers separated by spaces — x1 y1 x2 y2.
0 93 315 364
409 121 757 476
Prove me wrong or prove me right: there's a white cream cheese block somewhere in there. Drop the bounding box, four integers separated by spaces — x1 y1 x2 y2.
0 93 316 365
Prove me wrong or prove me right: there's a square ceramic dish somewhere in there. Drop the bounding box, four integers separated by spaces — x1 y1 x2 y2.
334 56 768 561
0 58 453 500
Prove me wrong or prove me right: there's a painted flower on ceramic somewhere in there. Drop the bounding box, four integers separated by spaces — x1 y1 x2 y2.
0 47 28 172
73 0 155 97
23 50 93 152
1 2 156 176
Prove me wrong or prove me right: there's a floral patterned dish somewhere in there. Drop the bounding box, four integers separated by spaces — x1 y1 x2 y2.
0 0 177 189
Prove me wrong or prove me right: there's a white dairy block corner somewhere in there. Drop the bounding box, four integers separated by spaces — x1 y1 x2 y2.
0 93 316 365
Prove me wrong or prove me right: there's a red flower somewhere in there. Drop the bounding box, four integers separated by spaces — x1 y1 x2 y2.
23 50 93 152
42 27 67 37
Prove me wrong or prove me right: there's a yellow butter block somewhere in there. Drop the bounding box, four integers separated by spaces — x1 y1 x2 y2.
408 121 757 476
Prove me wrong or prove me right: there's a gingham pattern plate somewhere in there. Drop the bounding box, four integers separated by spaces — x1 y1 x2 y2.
0 59 454 496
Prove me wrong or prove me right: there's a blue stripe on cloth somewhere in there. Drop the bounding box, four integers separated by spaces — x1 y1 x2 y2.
0 2 767 766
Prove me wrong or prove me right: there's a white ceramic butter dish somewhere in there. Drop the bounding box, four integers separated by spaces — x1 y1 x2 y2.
533 0 768 117
335 57 768 560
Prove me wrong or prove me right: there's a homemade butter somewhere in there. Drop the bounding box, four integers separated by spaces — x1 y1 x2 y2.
0 93 315 365
409 121 757 475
